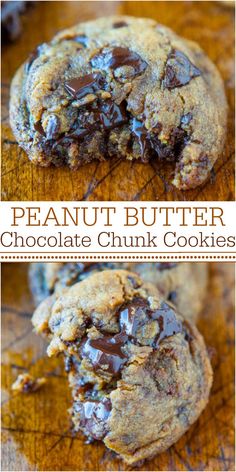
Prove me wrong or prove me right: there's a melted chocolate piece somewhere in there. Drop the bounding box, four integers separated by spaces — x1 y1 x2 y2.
64 73 105 100
90 47 147 76
76 380 94 396
82 333 128 375
131 111 189 162
152 301 182 346
46 115 60 139
150 126 188 162
132 118 149 157
119 297 151 336
75 397 111 440
119 298 182 345
132 118 166 161
98 100 128 130
54 99 128 148
113 21 128 28
163 49 201 89
34 120 46 136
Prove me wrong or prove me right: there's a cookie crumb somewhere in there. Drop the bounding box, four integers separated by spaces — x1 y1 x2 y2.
11 373 46 393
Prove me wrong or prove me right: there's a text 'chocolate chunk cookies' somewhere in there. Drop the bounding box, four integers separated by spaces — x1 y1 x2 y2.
32 270 212 465
10 16 227 189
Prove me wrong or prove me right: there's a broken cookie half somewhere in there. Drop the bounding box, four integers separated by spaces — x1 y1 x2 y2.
32 269 212 465
10 16 227 189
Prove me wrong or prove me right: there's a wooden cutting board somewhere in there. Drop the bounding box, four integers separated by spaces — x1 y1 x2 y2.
1 262 235 471
1 1 235 201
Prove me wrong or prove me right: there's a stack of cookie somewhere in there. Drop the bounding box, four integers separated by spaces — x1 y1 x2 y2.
30 262 212 465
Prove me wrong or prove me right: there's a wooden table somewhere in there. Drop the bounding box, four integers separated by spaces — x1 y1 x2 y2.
1 262 235 471
1 1 235 201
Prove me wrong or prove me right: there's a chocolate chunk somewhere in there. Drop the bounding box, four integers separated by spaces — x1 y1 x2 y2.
91 47 147 76
149 136 172 161
76 380 94 396
119 298 182 346
65 126 89 141
76 397 111 440
64 73 105 100
132 119 162 160
163 49 201 89
46 115 60 139
82 333 128 375
132 115 187 162
150 126 187 162
98 100 128 130
113 21 128 28
152 302 182 346
34 120 46 136
55 99 128 149
119 297 150 337
132 118 149 157
72 34 88 46
127 275 141 289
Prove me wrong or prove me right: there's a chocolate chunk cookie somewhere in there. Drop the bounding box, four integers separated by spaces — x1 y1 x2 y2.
10 16 227 189
29 261 208 323
32 270 212 465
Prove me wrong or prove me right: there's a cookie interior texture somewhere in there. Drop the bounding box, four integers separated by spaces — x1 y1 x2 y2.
10 16 227 189
29 261 208 323
32 269 213 465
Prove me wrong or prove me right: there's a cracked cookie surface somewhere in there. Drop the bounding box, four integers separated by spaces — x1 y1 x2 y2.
29 261 208 323
32 269 212 465
10 16 227 189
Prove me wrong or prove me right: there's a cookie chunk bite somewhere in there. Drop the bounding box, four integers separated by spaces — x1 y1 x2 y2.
10 16 227 189
29 261 208 323
32 270 212 465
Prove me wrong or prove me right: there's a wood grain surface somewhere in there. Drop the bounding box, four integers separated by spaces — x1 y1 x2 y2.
1 262 235 471
1 1 235 201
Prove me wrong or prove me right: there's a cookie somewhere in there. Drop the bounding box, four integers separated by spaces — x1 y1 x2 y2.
29 261 208 323
10 16 227 189
133 262 208 323
32 270 213 465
